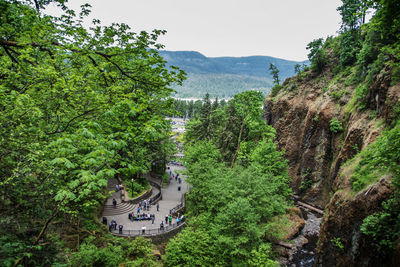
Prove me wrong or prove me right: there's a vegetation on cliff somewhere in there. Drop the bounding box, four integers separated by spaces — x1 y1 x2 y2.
268 0 400 264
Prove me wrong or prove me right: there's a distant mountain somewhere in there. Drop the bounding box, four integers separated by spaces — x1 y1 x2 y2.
158 50 308 98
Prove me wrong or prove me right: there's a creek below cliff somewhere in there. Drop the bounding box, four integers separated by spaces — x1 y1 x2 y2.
281 209 322 267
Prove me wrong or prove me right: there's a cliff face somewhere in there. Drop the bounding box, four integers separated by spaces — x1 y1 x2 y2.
315 177 395 266
263 68 398 208
263 65 400 266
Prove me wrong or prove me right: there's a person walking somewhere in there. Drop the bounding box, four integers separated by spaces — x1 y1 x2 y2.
152 216 155 224
165 215 168 224
168 215 172 226
156 203 159 211
112 198 117 207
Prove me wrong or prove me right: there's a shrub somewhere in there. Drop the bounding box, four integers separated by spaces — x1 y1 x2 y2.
330 118 343 133
271 85 282 97
339 30 361 67
331 237 344 251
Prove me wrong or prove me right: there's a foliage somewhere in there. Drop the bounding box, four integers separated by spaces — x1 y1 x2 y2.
271 84 282 97
165 227 216 267
328 89 346 102
69 236 158 267
306 38 327 73
0 0 183 265
339 30 361 66
329 118 344 133
247 243 279 267
331 237 345 251
349 120 400 256
337 0 370 31
360 196 400 252
269 63 280 86
313 114 319 123
167 92 292 265
351 121 400 191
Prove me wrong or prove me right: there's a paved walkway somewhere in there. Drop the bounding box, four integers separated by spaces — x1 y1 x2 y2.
101 164 187 232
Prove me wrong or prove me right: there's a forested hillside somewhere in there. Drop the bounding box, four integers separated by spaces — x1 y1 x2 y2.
159 50 307 98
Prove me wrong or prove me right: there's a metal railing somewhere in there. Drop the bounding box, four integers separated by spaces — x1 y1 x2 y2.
110 221 186 237
106 172 185 238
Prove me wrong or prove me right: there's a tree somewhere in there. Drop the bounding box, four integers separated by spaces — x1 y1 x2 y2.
0 1 184 265
269 63 280 86
337 0 368 31
306 38 327 72
170 115 291 266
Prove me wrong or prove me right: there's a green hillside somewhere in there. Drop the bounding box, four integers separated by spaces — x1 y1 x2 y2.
175 73 272 98
159 51 307 97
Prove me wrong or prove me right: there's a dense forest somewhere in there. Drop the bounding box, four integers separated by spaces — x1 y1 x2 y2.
1 0 400 266
166 91 292 266
158 50 307 98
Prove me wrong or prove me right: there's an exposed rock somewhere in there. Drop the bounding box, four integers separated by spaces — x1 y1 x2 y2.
262 70 396 208
264 64 400 266
315 177 394 266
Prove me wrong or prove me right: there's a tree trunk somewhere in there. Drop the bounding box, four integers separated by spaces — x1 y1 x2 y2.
230 119 245 168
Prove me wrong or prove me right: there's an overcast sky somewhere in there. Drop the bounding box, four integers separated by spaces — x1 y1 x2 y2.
48 0 343 61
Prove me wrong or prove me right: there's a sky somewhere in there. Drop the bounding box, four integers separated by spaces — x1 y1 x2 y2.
47 0 343 61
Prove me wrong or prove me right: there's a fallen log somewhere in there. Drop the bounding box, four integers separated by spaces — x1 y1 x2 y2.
276 241 294 249
296 201 324 215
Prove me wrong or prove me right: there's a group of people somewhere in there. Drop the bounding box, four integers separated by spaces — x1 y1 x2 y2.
168 168 182 185
138 199 152 211
115 184 124 192
105 218 124 234
129 212 156 224
159 214 185 230
104 163 186 235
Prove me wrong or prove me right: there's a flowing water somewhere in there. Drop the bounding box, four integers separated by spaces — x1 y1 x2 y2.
287 210 322 267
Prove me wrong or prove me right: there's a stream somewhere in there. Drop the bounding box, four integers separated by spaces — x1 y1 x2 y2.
286 210 322 267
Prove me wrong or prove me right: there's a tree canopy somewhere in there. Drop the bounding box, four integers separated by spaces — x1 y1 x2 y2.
166 91 291 266
0 0 184 265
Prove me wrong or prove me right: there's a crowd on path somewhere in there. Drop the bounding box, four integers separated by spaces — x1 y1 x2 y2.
101 163 187 236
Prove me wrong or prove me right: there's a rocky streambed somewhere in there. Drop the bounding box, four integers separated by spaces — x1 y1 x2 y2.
279 209 322 267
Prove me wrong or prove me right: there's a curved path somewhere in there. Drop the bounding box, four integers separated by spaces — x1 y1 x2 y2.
100 164 187 235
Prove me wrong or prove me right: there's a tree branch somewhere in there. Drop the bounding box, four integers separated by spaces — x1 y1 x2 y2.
2 46 19 64
46 108 98 135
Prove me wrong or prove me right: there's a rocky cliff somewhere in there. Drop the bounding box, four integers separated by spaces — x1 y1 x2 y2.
263 59 400 266
264 67 399 207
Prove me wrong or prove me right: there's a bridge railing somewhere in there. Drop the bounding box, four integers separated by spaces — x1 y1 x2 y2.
110 221 186 237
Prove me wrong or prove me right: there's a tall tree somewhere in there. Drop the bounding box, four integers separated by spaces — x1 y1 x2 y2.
269 63 280 86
